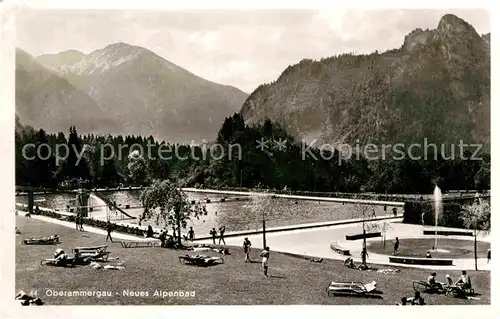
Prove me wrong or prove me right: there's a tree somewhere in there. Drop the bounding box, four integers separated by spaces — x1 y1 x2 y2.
460 200 491 270
474 166 490 192
60 126 90 181
127 150 148 185
140 179 204 245
34 129 56 187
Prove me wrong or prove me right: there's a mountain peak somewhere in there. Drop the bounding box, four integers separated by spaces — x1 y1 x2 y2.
437 14 478 37
101 42 145 56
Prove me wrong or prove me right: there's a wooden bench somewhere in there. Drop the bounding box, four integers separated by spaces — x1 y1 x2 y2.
389 256 453 266
120 241 160 248
330 243 350 256
345 232 381 241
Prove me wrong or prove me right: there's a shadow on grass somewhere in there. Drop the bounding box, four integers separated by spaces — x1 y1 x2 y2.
269 275 286 279
328 293 384 300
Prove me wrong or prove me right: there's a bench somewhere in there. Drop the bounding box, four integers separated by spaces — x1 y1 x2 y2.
73 245 110 261
423 230 473 236
120 241 160 248
345 232 381 241
330 243 350 256
389 256 453 266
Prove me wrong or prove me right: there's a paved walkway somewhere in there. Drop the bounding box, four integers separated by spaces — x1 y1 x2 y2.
194 220 491 271
27 214 159 242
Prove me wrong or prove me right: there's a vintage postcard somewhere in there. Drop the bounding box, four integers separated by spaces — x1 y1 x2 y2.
0 0 495 317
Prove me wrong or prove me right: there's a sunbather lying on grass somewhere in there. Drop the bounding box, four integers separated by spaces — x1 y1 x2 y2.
53 248 69 266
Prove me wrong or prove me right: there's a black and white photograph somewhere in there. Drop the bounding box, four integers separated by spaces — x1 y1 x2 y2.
0 0 494 312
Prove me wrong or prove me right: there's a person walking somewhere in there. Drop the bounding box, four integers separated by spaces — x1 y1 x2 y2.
105 220 113 242
361 246 369 268
260 246 270 276
209 228 217 245
243 237 252 262
393 237 400 256
188 227 195 241
75 215 80 231
487 249 491 263
78 215 84 231
218 226 226 245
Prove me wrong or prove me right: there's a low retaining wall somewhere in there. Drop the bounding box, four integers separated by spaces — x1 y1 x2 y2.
345 232 381 241
389 256 453 266
423 230 473 236
194 217 400 241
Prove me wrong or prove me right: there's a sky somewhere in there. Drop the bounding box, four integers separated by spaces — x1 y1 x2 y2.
16 9 490 93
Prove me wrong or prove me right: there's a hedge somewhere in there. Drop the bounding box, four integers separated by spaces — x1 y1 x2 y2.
403 201 464 228
16 205 149 237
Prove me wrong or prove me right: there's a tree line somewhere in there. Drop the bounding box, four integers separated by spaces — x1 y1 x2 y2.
15 113 490 194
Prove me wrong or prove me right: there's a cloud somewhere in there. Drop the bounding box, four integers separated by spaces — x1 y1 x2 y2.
16 9 490 93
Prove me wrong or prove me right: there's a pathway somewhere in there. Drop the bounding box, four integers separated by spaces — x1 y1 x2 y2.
194 220 491 271
25 214 159 242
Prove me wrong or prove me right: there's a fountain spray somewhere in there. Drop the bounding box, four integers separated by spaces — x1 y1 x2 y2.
433 185 442 250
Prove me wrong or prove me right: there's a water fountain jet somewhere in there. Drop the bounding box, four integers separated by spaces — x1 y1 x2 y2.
431 185 448 253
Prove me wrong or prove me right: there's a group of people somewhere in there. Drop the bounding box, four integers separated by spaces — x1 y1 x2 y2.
427 270 472 292
209 226 226 245
397 271 473 305
242 237 271 276
397 291 425 305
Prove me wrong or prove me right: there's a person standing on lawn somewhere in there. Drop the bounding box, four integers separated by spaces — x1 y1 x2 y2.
75 215 80 231
243 237 252 262
361 246 368 265
393 237 400 256
188 227 195 241
487 249 491 263
209 228 217 244
105 220 113 242
218 226 226 245
260 246 270 276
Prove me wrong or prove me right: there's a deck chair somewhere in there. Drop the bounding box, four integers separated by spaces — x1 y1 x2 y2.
23 235 59 245
73 245 110 261
412 280 445 294
327 280 379 297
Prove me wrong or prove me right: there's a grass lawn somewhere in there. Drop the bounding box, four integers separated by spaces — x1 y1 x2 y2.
368 238 490 259
15 216 490 305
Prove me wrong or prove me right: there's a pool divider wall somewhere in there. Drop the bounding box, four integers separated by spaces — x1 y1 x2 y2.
422 230 473 236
